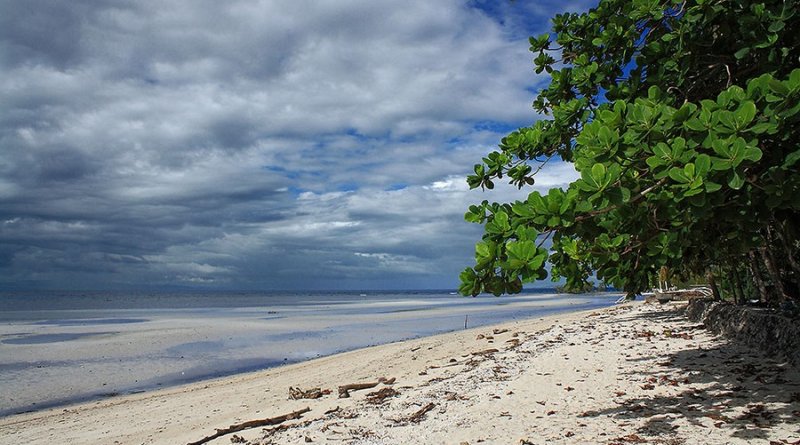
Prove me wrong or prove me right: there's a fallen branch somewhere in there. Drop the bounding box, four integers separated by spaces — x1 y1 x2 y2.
289 386 331 400
338 377 395 398
471 348 499 356
366 387 400 404
408 403 436 423
186 407 311 445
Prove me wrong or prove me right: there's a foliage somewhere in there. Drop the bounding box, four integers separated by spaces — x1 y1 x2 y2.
460 0 800 304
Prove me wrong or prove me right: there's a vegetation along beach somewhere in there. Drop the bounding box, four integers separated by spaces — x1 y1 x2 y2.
1 0 799 444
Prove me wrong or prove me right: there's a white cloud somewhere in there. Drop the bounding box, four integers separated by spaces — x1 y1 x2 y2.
0 0 587 289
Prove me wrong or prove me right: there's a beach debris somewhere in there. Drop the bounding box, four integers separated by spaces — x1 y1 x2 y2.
612 433 647 443
229 434 246 443
365 387 399 404
289 386 331 400
338 377 395 398
187 406 311 445
471 348 499 356
324 406 340 415
493 328 509 335
408 402 436 423
663 329 694 340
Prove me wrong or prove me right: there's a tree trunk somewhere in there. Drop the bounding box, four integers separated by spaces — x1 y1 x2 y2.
760 246 788 305
772 223 800 298
706 269 721 301
731 265 746 305
748 251 769 303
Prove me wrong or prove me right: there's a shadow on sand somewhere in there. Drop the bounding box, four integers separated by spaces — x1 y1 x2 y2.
582 307 800 443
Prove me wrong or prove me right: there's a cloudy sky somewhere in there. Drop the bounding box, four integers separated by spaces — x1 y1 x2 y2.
0 0 594 291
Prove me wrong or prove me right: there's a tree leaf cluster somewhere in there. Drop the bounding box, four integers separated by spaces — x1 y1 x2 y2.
461 0 800 304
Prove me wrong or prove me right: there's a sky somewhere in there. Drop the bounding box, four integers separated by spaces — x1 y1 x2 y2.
0 0 596 291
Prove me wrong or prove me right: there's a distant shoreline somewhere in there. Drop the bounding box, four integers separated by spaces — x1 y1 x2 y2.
0 291 620 417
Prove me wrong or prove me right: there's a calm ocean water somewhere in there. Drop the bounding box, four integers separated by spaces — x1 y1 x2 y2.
0 289 621 416
0 288 604 313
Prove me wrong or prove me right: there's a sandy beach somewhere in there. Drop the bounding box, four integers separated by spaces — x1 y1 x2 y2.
1 302 798 445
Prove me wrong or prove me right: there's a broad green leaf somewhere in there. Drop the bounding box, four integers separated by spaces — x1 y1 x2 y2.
506 240 537 269
685 118 706 131
734 47 750 59
527 192 547 214
743 147 762 162
728 170 745 189
591 163 607 184
768 78 789 95
783 150 800 168
711 139 731 157
511 201 534 217
734 101 757 128
486 211 510 234
668 167 690 183
695 154 711 176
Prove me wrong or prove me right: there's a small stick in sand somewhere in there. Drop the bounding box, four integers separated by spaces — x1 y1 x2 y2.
338 377 396 398
186 407 311 445
366 387 400 404
471 348 499 356
408 402 436 423
289 386 331 400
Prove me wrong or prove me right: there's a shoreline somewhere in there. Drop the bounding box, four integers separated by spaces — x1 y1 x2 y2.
2 302 799 444
0 293 619 417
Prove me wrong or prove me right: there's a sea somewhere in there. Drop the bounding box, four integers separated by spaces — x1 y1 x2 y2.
0 289 621 416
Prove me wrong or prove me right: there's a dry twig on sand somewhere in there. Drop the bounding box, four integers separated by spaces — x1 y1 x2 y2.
338 377 396 398
365 387 400 404
186 407 311 445
289 386 331 400
408 402 436 423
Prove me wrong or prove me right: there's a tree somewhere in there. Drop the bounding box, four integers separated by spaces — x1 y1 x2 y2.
459 0 800 306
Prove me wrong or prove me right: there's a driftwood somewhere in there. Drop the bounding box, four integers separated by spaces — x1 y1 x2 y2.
289 386 331 400
471 348 499 356
408 402 436 423
186 407 311 445
338 377 396 398
365 387 399 404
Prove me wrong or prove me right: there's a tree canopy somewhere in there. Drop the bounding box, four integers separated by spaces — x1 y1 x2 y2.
459 0 800 306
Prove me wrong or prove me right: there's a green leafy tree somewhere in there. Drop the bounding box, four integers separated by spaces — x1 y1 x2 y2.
460 0 800 305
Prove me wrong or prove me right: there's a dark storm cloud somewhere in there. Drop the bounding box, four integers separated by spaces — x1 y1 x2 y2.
0 0 593 290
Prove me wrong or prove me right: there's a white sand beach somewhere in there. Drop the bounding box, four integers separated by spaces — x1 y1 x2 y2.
1 302 798 445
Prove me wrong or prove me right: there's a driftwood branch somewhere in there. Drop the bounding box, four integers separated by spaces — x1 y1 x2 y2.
338 377 396 398
187 407 311 445
289 386 330 400
471 348 499 356
366 387 400 404
408 403 436 422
